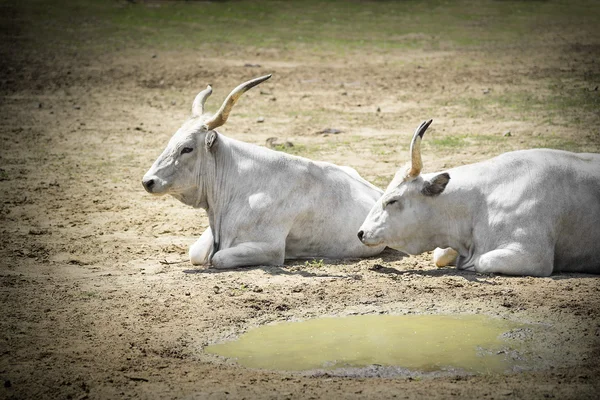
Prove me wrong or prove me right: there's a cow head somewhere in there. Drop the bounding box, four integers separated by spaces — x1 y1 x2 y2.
357 119 451 255
142 75 271 205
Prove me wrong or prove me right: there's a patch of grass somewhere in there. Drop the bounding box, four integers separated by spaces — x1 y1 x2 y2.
282 109 336 127
529 136 597 153
304 259 324 268
469 135 509 144
430 135 466 149
372 174 393 189
460 92 542 117
270 142 313 157
455 86 600 127
546 87 600 114
5 0 600 56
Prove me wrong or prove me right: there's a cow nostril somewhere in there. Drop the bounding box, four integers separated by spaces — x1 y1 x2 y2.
143 179 155 191
357 230 364 241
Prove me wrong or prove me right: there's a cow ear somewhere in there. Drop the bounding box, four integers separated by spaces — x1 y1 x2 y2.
421 173 450 197
205 130 218 151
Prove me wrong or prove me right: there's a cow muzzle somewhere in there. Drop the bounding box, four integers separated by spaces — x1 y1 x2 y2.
357 229 383 247
142 174 168 195
142 177 155 193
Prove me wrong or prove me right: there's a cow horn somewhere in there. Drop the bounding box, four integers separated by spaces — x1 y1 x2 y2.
408 119 433 178
192 85 213 116
204 74 272 131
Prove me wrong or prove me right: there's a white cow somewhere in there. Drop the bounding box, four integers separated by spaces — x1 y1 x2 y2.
358 119 600 277
143 75 385 268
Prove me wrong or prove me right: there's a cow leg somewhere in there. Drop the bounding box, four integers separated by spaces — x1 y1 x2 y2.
189 228 214 266
474 247 553 277
211 241 285 269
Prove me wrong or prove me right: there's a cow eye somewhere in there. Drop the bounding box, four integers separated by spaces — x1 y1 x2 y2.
386 199 398 207
180 147 194 155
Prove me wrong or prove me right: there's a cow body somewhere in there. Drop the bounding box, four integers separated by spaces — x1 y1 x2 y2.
358 120 600 276
187 134 385 268
143 75 385 268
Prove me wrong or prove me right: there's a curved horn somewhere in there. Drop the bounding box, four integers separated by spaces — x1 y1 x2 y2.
408 119 433 178
204 74 272 131
192 85 213 116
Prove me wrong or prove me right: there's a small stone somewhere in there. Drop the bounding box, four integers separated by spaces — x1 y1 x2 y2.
73 105 81 110
503 131 512 137
317 128 342 135
257 116 265 123
483 88 490 94
185 292 190 296
376 107 381 112
171 100 176 106
152 54 157 58
266 137 293 149
265 137 278 148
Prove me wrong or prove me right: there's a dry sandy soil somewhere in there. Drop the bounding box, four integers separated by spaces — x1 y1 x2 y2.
1 1 600 399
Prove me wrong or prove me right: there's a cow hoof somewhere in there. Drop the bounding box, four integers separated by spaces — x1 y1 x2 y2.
433 247 458 267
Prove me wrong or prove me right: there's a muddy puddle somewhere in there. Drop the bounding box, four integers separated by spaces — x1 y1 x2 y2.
205 314 531 375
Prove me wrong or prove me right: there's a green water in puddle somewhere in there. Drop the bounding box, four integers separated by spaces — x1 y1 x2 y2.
205 314 525 373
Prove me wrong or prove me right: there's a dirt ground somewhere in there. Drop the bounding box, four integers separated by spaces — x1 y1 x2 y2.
1 2 600 399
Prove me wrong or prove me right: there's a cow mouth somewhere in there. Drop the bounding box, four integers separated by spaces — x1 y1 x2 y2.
362 241 384 248
144 184 170 196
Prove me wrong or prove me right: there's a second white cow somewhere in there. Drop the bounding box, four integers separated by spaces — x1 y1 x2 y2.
358 119 600 276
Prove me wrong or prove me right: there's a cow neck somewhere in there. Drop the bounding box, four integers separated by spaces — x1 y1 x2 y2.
434 182 477 257
204 134 239 255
